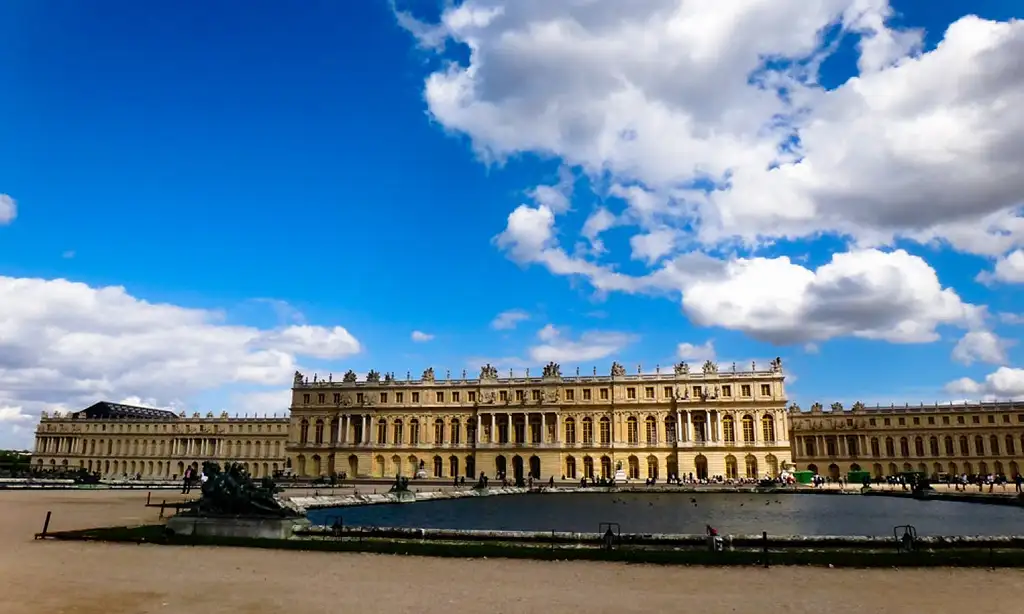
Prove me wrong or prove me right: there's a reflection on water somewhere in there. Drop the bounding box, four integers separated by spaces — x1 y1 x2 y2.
307 492 1024 536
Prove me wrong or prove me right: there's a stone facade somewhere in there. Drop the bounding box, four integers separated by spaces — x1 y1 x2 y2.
33 402 289 479
287 359 792 481
788 400 1024 479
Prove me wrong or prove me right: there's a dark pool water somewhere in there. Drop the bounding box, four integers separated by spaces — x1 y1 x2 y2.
307 492 1024 536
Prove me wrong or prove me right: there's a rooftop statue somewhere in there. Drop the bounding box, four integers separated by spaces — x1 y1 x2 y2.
422 367 435 381
342 370 357 383
180 461 301 519
674 361 689 375
702 360 718 375
366 369 381 383
479 363 498 379
610 362 626 377
770 356 783 372
542 361 562 378
293 371 304 386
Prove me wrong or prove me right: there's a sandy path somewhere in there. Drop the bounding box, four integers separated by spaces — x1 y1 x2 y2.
1 490 1022 614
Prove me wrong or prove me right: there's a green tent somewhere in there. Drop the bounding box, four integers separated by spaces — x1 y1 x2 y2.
847 470 871 483
793 470 815 484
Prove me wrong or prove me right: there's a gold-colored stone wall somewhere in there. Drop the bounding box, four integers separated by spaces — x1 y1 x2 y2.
33 410 289 479
287 361 792 480
789 401 1024 478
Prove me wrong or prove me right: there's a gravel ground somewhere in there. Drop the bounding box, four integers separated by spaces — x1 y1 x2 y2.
1 489 1022 614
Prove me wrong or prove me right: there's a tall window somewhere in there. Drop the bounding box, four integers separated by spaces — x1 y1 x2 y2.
741 415 755 443
761 415 775 442
451 419 461 445
314 419 325 444
870 437 879 457
564 418 576 444
582 418 593 445
627 417 639 444
376 420 387 444
722 416 735 443
434 419 445 445
599 417 611 445
645 416 657 443
392 420 403 446
409 419 420 445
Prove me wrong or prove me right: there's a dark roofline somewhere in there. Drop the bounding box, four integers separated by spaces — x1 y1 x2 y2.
72 401 179 421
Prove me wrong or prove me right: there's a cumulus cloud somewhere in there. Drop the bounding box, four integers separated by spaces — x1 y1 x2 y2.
676 340 715 362
0 276 361 431
528 324 635 363
411 330 435 342
977 250 1024 285
401 1 1023 347
490 308 530 330
0 194 15 224
946 367 1024 401
951 331 1012 366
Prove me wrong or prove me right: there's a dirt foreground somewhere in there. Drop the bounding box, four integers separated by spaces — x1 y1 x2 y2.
1 490 1022 614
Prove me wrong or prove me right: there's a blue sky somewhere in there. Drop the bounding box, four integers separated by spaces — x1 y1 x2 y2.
2 1 1023 448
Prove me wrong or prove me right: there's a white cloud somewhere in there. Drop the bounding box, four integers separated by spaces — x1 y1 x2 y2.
490 308 530 330
0 276 361 436
978 249 1024 285
61 250 75 259
411 330 435 342
999 312 1024 325
676 340 715 362
946 367 1024 401
229 389 292 418
405 2 1024 346
0 194 15 224
0 406 32 423
951 331 1012 366
528 324 635 363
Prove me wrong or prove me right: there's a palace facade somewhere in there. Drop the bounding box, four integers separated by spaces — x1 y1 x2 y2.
33 401 289 479
788 400 1024 479
286 359 792 481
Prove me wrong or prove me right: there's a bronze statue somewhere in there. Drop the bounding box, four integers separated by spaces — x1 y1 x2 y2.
179 461 301 519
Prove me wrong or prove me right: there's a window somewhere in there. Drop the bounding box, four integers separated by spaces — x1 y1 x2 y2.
451 420 461 445
761 415 776 442
987 415 995 424
500 391 508 402
583 388 592 401
1003 415 1010 423
627 387 637 399
627 417 639 444
870 438 880 457
599 388 609 400
302 394 310 404
468 391 476 403
396 392 404 403
515 390 525 402
333 393 340 403
912 417 919 425
599 417 611 445
721 385 731 396
317 393 325 404
869 418 876 426
885 437 895 456
944 436 954 455
565 389 574 401
884 418 891 426
532 390 540 401
564 418 576 444
393 420 403 445
898 418 905 425
452 391 460 403
899 437 909 457
644 387 654 399
914 437 924 456
582 418 593 444
972 416 980 424
957 416 965 424
376 420 387 444
380 392 388 404
929 437 939 456
760 384 771 396
927 417 934 425
434 419 444 444
723 416 735 443
435 391 444 403
741 385 751 396
411 392 419 403
410 420 419 445
356 393 364 404
741 415 755 443
693 386 702 398
942 416 950 425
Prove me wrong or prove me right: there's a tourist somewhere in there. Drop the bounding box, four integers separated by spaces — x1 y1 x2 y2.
181 465 192 494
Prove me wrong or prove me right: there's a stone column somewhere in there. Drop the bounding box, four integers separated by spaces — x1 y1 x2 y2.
507 413 512 443
555 414 561 444
490 414 496 444
540 413 547 444
363 415 370 444
675 410 682 443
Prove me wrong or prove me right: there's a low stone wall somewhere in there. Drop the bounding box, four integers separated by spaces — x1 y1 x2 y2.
294 524 1024 549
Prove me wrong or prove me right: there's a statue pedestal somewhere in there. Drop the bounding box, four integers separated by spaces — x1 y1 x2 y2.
614 469 629 483
415 469 428 479
166 515 309 540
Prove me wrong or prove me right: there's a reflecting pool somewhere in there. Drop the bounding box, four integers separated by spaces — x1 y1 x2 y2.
307 492 1024 536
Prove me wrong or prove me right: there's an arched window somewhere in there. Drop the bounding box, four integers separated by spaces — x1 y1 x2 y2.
1006 434 1016 456
564 418 577 444
959 436 969 456
914 437 924 457
434 419 445 444
761 414 776 442
599 417 611 445
974 435 985 456
665 416 677 443
929 436 939 457
744 454 758 478
582 418 593 445
565 456 576 479
377 419 387 444
944 436 954 456
433 455 443 478
885 437 895 457
451 419 461 445
899 437 909 457
722 415 735 443
409 419 420 445
314 419 325 444
645 416 657 444
741 415 755 443
626 417 639 444
393 419 404 445
990 435 1000 456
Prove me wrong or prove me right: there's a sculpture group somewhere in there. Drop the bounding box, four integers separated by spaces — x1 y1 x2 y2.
182 461 301 519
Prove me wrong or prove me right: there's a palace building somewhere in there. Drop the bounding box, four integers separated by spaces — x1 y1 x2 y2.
788 400 1024 480
286 359 792 481
32 401 289 479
